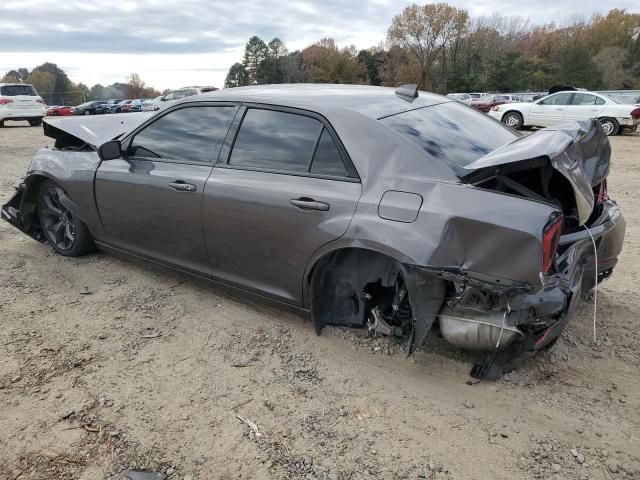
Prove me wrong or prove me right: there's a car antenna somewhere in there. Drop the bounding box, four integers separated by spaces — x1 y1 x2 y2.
395 84 419 101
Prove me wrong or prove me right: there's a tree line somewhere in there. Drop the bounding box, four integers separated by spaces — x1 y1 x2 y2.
1 65 161 105
225 6 640 93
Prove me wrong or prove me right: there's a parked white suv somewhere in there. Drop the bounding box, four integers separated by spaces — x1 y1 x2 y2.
153 86 218 110
0 83 46 127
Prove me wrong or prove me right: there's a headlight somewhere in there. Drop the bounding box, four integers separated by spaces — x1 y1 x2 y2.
491 105 500 111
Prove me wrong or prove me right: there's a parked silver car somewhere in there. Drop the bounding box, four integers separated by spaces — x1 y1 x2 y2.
2 84 625 378
153 86 218 110
446 93 472 105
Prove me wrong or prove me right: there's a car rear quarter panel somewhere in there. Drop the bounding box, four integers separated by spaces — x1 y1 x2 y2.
304 109 558 294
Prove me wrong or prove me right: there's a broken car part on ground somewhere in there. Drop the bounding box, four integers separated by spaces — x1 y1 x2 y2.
1 84 625 378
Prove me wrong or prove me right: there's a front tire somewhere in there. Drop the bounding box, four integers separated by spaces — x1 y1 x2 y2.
29 119 42 127
37 180 95 257
502 111 524 130
598 118 619 136
84 110 91 116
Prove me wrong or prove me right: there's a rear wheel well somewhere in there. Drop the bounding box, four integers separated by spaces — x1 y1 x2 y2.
308 248 407 334
307 247 447 354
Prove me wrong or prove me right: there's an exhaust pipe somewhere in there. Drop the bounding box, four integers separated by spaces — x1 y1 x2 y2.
438 304 523 351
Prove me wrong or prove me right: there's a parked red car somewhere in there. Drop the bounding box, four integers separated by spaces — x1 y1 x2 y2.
471 94 509 113
46 105 73 116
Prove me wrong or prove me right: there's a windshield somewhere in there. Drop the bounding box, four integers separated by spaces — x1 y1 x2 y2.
379 101 518 177
1 85 37 96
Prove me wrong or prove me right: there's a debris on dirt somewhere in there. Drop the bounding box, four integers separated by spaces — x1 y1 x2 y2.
607 460 620 473
122 469 167 480
141 332 162 339
79 286 93 295
231 411 262 439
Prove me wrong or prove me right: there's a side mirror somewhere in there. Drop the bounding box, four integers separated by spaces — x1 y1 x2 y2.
98 140 122 161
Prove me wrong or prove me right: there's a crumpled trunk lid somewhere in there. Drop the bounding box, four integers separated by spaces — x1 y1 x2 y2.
462 119 610 226
43 112 153 149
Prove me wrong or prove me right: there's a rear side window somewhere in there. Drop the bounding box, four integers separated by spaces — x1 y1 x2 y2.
130 106 237 164
1 85 37 96
572 94 604 106
310 129 347 177
229 109 321 173
380 101 518 177
229 109 349 177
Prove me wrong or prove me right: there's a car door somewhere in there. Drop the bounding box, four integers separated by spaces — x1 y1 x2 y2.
564 92 607 122
95 104 239 276
202 106 362 304
528 92 574 127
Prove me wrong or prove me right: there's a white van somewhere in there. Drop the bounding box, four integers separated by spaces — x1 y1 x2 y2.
0 83 47 127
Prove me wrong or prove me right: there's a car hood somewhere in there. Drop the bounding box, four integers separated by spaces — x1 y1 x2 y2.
463 119 610 225
43 112 153 148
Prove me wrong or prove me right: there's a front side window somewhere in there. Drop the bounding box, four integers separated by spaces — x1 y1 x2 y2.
130 106 237 164
173 90 189 99
539 92 573 106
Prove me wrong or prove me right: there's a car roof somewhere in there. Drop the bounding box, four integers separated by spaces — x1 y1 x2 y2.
178 84 450 119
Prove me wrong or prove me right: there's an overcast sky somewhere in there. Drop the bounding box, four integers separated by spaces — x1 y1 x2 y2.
1 0 638 92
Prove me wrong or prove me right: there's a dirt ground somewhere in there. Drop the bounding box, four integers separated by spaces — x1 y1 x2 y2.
0 121 638 480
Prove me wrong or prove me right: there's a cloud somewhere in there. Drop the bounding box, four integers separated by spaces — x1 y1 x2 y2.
2 0 638 56
1 0 638 90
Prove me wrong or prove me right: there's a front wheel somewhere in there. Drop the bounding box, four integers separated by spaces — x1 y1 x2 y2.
37 180 95 257
502 111 523 130
29 119 42 127
84 110 91 115
598 118 619 136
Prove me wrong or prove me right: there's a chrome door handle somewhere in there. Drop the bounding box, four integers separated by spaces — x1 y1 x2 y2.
290 198 330 211
169 181 197 192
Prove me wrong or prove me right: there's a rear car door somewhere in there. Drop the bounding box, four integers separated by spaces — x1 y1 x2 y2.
529 92 574 126
95 104 238 276
564 93 607 122
202 106 361 304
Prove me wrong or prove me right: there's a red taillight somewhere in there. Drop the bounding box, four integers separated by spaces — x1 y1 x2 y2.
631 107 640 118
0 97 13 105
36 97 44 104
542 213 563 274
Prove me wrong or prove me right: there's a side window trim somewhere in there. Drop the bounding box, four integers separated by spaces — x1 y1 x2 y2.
307 126 324 172
217 103 360 181
121 102 240 165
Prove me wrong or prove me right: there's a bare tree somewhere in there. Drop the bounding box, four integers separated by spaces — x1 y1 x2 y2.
124 73 146 98
387 3 468 90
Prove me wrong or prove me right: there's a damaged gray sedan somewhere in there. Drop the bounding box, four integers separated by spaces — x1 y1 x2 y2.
2 84 625 378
